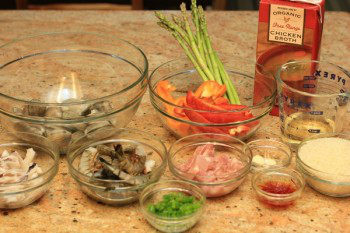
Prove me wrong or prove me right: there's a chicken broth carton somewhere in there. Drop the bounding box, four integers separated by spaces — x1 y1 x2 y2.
254 0 325 115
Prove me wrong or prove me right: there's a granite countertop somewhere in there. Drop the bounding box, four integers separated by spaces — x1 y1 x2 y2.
0 10 349 233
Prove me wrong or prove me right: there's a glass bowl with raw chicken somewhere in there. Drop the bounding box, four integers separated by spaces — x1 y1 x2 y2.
67 128 167 205
0 132 59 209
168 133 252 197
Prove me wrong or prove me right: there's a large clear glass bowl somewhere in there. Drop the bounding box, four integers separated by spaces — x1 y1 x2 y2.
0 32 148 154
148 56 276 140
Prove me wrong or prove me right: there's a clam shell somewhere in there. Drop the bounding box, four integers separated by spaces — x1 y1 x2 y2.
61 98 88 119
45 107 63 118
70 131 85 144
23 104 46 117
91 101 113 113
85 121 114 140
13 122 46 136
45 127 72 154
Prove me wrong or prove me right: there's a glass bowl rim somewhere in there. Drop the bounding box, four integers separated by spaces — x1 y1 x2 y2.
66 127 168 190
148 57 277 113
0 31 149 106
0 131 59 189
168 133 252 186
276 59 350 98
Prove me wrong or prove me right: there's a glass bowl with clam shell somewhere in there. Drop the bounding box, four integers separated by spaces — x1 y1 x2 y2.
67 128 167 205
0 32 148 154
0 132 59 209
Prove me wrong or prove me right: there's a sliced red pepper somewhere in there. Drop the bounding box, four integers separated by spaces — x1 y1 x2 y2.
201 112 255 124
156 81 191 136
216 103 247 111
187 91 227 112
156 80 176 103
173 96 186 117
213 97 229 105
166 117 191 137
183 108 226 134
187 91 251 123
194 80 226 99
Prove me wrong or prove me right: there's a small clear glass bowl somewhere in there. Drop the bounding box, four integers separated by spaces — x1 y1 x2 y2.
0 132 59 209
139 180 206 233
67 128 167 205
252 168 305 208
297 133 350 197
168 133 252 198
247 139 292 172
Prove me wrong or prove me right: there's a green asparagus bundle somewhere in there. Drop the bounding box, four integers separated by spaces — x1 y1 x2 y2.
155 0 241 104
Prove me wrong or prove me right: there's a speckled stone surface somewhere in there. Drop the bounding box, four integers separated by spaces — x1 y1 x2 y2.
0 10 349 233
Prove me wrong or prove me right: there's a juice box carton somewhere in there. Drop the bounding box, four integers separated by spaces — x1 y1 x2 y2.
254 0 325 116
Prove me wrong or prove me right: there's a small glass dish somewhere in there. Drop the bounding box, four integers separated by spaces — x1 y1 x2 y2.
247 139 292 172
0 132 59 209
67 128 167 205
168 133 252 198
139 180 206 233
252 168 305 208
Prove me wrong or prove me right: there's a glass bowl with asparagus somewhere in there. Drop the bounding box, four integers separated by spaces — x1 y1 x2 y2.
149 0 276 140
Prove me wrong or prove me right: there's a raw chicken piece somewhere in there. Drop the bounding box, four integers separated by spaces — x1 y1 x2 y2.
179 144 245 197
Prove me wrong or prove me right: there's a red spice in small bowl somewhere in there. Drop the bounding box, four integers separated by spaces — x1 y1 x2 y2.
252 168 304 208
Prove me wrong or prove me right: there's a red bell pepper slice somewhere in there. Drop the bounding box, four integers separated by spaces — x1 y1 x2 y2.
213 97 229 105
173 96 186 117
156 80 176 103
216 103 247 111
183 108 226 134
186 91 251 123
194 80 226 99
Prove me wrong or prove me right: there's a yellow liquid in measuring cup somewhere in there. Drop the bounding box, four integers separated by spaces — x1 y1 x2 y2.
281 112 335 146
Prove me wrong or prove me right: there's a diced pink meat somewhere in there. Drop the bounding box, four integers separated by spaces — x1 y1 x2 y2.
180 144 215 175
179 144 245 195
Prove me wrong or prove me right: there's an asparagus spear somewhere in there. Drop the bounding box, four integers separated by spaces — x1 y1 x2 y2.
155 0 240 104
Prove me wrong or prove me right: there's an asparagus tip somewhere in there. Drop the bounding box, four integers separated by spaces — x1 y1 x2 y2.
180 2 187 13
154 11 164 20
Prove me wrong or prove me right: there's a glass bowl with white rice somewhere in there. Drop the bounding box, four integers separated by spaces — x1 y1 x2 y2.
296 133 350 197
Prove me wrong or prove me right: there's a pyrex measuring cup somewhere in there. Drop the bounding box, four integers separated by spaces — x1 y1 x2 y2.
276 60 350 147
